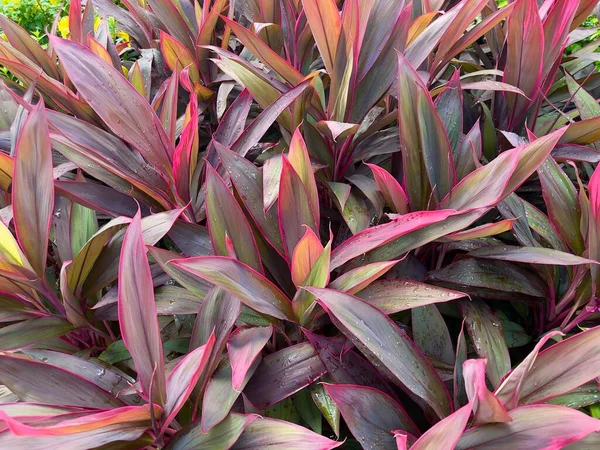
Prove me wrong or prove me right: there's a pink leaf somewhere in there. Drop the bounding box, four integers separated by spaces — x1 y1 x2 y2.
324 384 419 449
228 325 273 391
205 163 263 273
463 359 511 425
291 227 325 287
456 405 600 449
330 209 457 269
163 333 216 429
409 404 472 450
304 330 400 401
503 0 544 130
495 327 600 408
366 164 409 214
288 128 320 227
244 343 327 410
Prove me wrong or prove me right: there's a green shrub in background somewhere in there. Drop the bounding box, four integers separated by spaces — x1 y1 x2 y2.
0 0 66 44
0 0 126 46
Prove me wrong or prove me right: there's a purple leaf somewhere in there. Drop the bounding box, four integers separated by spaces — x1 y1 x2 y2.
307 287 452 418
118 211 166 405
169 256 295 321
408 404 472 450
243 343 327 410
330 210 457 269
325 384 419 449
12 100 53 278
503 0 544 130
205 163 263 272
0 354 124 408
278 156 318 259
357 279 467 314
496 327 600 407
201 357 261 433
468 245 597 265
463 359 511 425
304 330 400 401
51 37 175 180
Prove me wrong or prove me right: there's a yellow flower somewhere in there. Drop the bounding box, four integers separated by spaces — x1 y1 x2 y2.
58 16 69 38
116 30 130 42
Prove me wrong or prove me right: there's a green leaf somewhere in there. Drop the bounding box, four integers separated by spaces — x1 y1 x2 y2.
165 414 258 450
0 317 73 350
459 300 510 388
397 53 454 208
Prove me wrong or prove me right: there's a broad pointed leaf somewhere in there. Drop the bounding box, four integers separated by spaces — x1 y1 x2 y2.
163 334 215 429
205 163 263 272
398 53 454 208
215 143 283 254
538 157 584 254
300 0 341 75
496 327 600 407
456 405 600 450
169 256 295 321
0 317 73 350
408 404 472 450
325 384 419 449
304 330 400 401
468 245 597 265
463 359 511 425
366 163 408 214
357 279 467 314
503 0 543 130
244 343 327 409
118 211 166 405
12 100 53 277
459 300 510 388
201 357 260 433
279 156 318 259
330 210 457 269
231 417 342 449
165 413 258 450
328 261 398 295
51 37 174 179
228 325 273 391
307 288 452 418
0 354 124 408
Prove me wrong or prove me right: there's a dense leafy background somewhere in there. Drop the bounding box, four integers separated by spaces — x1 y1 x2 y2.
1 0 600 448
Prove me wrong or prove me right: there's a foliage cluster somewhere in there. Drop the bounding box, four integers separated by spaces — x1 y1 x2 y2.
0 0 65 43
2 0 600 449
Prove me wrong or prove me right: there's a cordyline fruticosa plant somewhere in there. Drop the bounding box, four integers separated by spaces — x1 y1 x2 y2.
3 0 600 447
